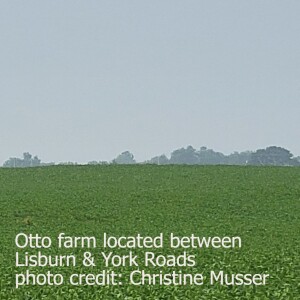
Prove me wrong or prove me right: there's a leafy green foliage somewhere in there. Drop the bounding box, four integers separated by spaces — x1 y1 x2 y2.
0 165 299 299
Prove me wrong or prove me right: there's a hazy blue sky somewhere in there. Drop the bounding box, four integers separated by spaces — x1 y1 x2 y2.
1 1 299 163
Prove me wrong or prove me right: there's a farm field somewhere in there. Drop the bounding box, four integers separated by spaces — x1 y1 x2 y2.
0 165 299 299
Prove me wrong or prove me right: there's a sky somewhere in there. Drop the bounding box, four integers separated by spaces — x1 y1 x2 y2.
0 1 299 163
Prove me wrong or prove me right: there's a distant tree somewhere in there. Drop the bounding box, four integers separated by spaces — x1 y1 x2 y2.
40 162 55 166
3 152 41 168
23 152 32 166
248 146 295 166
112 151 136 164
148 154 169 165
32 155 41 167
58 162 77 165
227 151 252 165
169 146 199 164
291 157 300 166
88 161 99 165
3 157 21 168
197 147 226 165
87 161 108 165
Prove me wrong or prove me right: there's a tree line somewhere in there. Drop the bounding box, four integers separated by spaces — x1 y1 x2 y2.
3 146 300 168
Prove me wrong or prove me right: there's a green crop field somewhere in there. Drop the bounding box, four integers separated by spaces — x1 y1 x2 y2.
0 165 299 299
